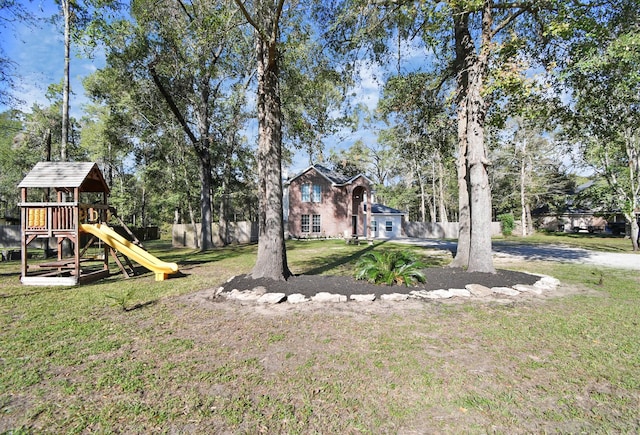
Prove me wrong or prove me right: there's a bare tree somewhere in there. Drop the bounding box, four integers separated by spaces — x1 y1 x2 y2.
235 0 291 280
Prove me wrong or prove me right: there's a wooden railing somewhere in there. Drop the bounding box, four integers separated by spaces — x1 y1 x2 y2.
20 203 109 234
78 204 109 223
21 203 77 233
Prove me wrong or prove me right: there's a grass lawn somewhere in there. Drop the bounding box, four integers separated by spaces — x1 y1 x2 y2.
495 231 637 253
1 236 638 433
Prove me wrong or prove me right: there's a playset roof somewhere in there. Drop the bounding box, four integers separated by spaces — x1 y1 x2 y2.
18 162 110 194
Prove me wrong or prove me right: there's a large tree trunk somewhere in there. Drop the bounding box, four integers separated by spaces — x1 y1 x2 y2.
250 7 291 280
450 5 495 273
466 73 495 273
449 10 471 269
196 67 216 251
450 107 470 268
180 158 200 249
465 4 495 273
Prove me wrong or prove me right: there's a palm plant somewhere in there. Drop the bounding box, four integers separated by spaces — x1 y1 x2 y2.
354 250 427 286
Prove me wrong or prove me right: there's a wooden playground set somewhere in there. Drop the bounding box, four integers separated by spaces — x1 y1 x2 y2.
18 162 178 286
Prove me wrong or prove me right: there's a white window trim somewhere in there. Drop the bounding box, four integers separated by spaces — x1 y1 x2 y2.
312 214 321 233
301 184 311 202
312 184 322 203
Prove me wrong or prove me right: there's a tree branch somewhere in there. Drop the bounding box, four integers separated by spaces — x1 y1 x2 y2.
149 65 199 146
272 0 286 43
491 5 529 38
233 0 267 41
176 0 194 22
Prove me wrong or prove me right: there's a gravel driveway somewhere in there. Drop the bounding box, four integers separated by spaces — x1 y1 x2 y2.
392 238 640 270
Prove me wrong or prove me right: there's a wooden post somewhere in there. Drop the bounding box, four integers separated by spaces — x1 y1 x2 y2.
103 193 109 271
20 187 27 281
74 187 80 280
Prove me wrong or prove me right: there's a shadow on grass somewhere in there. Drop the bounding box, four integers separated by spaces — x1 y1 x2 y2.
123 300 156 312
0 270 20 278
0 282 79 299
299 241 385 276
165 244 258 266
530 232 631 252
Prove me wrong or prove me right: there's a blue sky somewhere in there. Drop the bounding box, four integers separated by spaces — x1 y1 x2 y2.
0 2 428 176
0 1 105 117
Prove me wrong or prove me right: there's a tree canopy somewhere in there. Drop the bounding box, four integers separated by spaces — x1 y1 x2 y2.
1 0 639 265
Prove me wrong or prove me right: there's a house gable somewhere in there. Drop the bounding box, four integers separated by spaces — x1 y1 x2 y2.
285 164 375 187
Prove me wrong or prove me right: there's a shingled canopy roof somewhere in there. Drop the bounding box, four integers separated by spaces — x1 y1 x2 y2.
286 163 374 186
371 203 407 215
18 162 110 194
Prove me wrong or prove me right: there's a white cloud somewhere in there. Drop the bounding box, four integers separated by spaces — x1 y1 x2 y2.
397 37 428 74
350 59 383 112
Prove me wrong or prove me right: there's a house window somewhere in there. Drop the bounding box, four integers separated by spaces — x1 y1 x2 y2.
301 214 310 233
312 214 321 233
301 185 310 202
386 221 393 232
313 184 322 202
301 184 321 202
371 221 378 232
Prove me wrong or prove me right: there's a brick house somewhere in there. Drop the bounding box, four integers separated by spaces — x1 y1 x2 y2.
285 164 374 239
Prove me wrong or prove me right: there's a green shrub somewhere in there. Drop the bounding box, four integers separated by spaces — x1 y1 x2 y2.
106 288 135 311
354 250 427 286
498 213 515 236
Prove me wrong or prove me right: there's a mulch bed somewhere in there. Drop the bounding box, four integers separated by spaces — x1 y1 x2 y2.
220 267 540 299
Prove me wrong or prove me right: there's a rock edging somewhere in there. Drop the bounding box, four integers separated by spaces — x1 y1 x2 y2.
218 273 561 305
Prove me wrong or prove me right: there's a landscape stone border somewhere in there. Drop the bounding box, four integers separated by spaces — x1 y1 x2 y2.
217 274 561 305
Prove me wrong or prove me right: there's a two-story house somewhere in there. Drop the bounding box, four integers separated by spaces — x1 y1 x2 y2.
285 164 374 239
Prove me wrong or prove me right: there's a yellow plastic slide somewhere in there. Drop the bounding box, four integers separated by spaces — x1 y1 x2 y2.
80 223 178 281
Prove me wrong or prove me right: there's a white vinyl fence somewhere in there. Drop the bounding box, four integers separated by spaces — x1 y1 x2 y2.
403 221 502 239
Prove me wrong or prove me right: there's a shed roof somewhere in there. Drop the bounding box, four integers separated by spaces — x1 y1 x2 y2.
371 203 407 215
18 162 110 194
